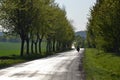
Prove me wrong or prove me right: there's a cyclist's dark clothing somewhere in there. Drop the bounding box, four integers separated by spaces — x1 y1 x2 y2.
76 46 80 52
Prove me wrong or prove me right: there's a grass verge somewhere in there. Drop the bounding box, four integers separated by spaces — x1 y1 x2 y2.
0 42 46 69
0 42 72 69
83 48 120 80
0 53 50 69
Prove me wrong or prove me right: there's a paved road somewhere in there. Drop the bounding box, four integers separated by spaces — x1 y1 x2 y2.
0 49 84 80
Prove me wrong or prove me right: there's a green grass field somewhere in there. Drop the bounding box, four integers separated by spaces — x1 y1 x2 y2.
0 42 47 68
0 42 21 56
0 42 46 56
83 48 120 80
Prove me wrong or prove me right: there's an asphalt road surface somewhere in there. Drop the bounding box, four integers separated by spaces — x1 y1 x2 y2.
0 48 84 80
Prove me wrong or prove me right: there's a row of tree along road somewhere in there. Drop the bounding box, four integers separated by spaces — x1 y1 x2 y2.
0 0 75 56
87 0 120 53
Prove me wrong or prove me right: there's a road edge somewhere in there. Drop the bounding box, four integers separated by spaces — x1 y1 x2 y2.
79 49 86 80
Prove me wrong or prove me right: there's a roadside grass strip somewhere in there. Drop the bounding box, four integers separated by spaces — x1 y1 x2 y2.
83 48 120 80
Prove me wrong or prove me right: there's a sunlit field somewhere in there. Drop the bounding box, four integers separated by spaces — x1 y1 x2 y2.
0 42 47 68
83 48 120 80
0 42 46 56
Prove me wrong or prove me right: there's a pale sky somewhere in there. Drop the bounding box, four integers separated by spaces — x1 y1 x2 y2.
55 0 96 32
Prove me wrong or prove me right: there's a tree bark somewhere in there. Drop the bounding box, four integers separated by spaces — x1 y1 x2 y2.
35 42 38 54
49 40 51 52
26 38 30 55
46 39 50 54
56 41 59 51
20 39 25 56
52 39 55 52
31 40 34 54
39 39 42 54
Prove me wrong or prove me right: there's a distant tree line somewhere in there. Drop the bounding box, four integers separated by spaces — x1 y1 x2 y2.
87 0 120 53
0 0 75 56
0 36 20 42
74 35 85 48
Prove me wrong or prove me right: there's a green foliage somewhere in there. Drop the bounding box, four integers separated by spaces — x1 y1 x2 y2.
74 35 84 48
83 48 120 80
0 0 75 56
87 0 120 52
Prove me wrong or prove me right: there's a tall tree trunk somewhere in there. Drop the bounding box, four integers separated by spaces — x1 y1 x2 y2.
53 39 55 52
20 39 25 56
34 33 39 54
26 37 30 55
59 42 61 51
31 40 34 54
49 40 52 52
35 42 38 54
38 34 44 54
62 43 64 51
46 40 49 53
56 41 60 51
39 39 42 54
114 40 119 53
49 40 51 52
46 39 50 54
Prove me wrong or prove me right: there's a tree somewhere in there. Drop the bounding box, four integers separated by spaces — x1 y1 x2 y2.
0 0 39 56
0 0 75 56
87 0 120 53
